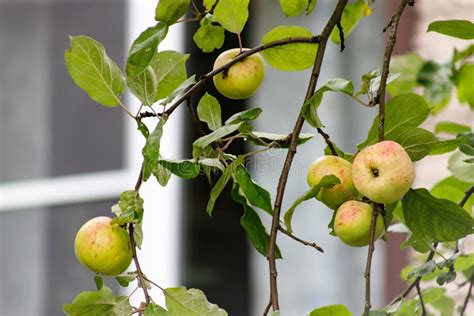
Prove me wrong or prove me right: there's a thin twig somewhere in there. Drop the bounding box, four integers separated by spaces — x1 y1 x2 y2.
376 0 412 142
336 21 345 52
129 224 151 305
278 226 324 253
162 36 321 118
460 276 473 316
363 205 379 315
415 283 427 316
363 2 412 314
266 1 349 311
185 98 207 136
263 300 272 316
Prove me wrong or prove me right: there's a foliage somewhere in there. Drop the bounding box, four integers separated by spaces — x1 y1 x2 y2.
63 1 473 316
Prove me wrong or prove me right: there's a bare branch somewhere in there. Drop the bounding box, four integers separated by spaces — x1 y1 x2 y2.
129 224 151 305
278 226 324 253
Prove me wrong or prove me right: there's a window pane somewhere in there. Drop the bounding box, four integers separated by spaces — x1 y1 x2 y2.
0 0 125 183
0 200 121 315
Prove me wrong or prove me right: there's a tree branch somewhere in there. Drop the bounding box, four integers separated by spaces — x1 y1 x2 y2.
376 0 413 142
415 283 427 316
266 0 349 311
129 224 151 306
162 36 321 117
460 276 473 316
363 2 412 314
278 226 324 253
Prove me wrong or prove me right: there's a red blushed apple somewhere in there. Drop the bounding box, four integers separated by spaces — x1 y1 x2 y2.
352 141 415 204
307 156 358 209
213 48 266 100
334 201 384 247
74 216 132 276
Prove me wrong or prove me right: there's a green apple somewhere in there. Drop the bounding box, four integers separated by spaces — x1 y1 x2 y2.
212 48 265 100
352 140 415 204
334 201 384 247
307 156 358 209
74 216 132 276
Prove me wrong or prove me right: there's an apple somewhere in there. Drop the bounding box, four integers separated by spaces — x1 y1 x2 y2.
352 140 415 204
74 216 132 276
334 201 384 247
307 156 358 209
213 48 265 100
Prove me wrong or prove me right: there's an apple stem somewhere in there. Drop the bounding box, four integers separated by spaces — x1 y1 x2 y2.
237 33 243 53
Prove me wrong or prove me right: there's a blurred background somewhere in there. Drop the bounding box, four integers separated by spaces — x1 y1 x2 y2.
0 0 473 315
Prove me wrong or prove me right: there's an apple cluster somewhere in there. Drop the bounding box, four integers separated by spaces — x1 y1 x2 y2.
307 141 415 247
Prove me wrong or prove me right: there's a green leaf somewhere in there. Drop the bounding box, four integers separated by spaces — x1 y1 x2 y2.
63 286 132 316
400 233 432 253
402 188 473 242
421 288 444 304
161 75 196 106
142 119 168 184
390 127 437 161
454 254 474 272
407 260 436 279
456 63 474 109
115 273 137 288
152 51 190 101
233 166 273 215
358 93 430 149
284 175 340 234
427 20 474 40
64 36 125 106
429 137 467 155
430 295 455 316
206 156 245 215
128 66 158 105
301 78 354 128
197 93 222 131
164 287 228 315
204 0 217 11
225 108 262 125
416 60 453 112
330 1 365 44
158 159 201 179
193 18 225 53
145 303 169 316
306 0 317 15
134 222 144 249
387 53 425 96
94 275 103 290
155 0 190 24
111 190 144 225
308 304 351 316
262 25 318 71
199 158 225 171
213 0 249 34
279 0 309 17
245 131 314 148
436 270 456 285
192 123 242 158
434 121 471 135
231 183 282 258
448 150 474 183
431 176 474 213
126 23 169 78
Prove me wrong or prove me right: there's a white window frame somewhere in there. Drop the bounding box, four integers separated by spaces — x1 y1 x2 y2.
0 0 184 306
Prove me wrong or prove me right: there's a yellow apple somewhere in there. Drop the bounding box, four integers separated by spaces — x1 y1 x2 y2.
74 216 132 276
334 200 384 247
352 141 415 204
212 48 265 100
307 156 358 209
